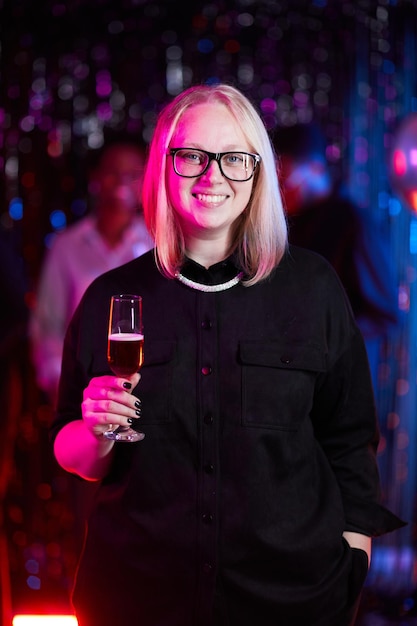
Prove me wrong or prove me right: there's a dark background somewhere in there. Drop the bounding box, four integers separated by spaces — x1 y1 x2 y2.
2 0 417 620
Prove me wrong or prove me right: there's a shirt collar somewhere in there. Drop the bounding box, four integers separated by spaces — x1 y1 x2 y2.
180 254 242 286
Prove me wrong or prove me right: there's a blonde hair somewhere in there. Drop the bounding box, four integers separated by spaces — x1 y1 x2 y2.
142 83 287 286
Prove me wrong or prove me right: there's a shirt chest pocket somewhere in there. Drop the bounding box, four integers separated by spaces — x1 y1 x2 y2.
239 340 326 431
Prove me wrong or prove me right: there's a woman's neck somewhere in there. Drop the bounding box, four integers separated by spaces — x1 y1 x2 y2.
184 235 232 269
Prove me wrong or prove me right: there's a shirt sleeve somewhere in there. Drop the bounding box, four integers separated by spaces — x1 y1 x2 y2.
311 301 406 536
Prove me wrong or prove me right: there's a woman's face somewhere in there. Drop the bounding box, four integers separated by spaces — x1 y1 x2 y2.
166 102 255 244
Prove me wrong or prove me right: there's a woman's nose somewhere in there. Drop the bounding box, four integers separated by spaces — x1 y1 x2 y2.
202 158 223 181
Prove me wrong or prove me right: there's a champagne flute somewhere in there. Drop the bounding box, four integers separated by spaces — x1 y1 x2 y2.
104 294 144 442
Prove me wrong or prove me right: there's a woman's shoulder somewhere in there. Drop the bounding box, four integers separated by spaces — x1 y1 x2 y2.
104 248 156 277
286 243 332 266
281 244 340 282
109 248 156 275
81 250 158 302
276 245 352 314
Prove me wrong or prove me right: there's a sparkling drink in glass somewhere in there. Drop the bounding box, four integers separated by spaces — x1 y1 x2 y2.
104 294 144 442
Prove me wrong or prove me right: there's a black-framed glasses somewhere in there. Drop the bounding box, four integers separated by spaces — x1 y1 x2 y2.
169 148 261 182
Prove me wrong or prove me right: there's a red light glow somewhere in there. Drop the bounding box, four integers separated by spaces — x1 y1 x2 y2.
393 149 407 176
12 616 78 626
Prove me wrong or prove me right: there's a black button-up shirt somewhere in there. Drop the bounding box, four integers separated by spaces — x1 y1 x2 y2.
52 246 404 626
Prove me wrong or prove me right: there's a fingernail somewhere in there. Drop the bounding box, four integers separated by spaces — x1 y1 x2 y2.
135 410 141 417
127 418 134 424
123 382 132 390
135 400 141 408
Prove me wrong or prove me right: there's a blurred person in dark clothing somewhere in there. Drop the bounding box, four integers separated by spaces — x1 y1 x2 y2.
272 123 400 391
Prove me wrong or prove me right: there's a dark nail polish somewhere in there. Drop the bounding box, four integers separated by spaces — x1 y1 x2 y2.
135 410 141 417
123 382 132 390
127 418 134 424
135 400 141 408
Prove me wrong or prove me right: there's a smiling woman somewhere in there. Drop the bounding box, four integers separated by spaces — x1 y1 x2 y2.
163 101 257 262
143 84 287 283
50 83 405 626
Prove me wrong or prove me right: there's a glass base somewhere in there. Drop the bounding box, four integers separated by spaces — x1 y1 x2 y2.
103 427 145 442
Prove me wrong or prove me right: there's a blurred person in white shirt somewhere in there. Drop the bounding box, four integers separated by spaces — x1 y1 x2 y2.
30 138 154 406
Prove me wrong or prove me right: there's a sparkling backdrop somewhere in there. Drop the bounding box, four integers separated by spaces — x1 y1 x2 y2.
2 0 417 614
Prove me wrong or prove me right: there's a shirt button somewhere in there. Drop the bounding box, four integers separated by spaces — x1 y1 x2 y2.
203 563 212 574
202 513 213 524
201 366 212 375
201 320 212 329
204 463 214 474
204 413 214 424
280 355 292 364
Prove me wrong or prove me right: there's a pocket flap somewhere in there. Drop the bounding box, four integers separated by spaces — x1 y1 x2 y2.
239 340 326 372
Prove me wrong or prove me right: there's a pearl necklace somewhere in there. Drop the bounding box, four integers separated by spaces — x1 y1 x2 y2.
175 271 244 292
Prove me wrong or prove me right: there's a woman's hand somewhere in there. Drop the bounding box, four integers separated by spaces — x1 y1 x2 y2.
82 372 142 439
343 531 372 566
54 372 142 481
